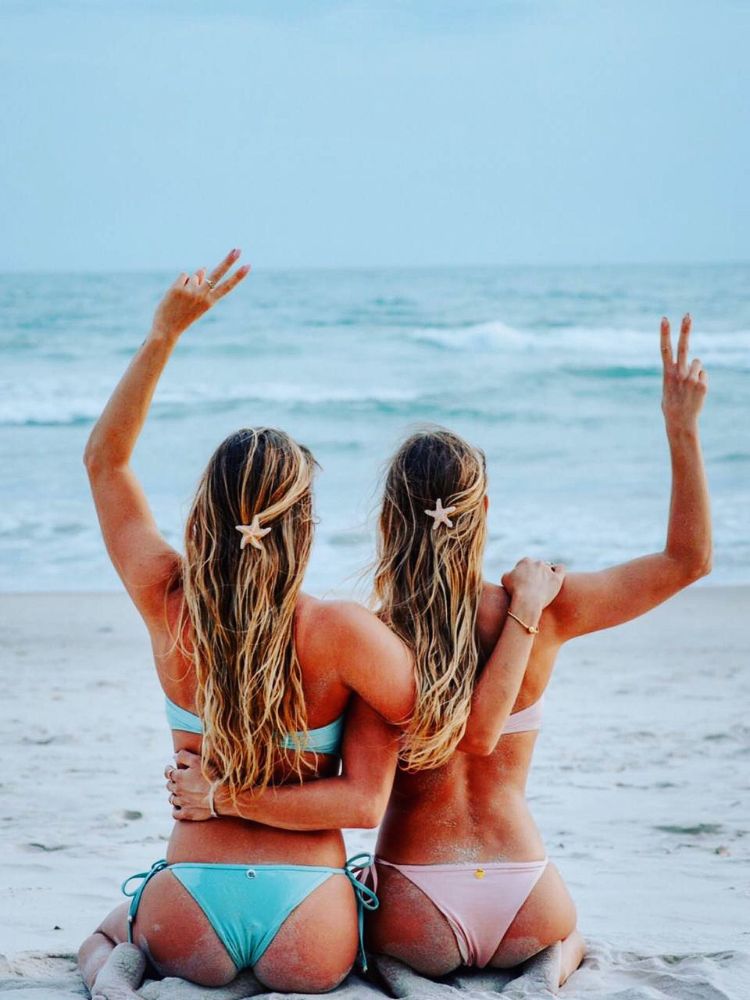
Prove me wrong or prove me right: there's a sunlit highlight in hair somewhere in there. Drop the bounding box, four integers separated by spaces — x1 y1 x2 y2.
373 427 487 770
175 427 316 797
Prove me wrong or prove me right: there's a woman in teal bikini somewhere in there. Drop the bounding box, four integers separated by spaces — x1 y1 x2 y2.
77 251 416 997
78 251 560 999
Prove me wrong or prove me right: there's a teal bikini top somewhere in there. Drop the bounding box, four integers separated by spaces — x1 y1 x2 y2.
164 696 345 756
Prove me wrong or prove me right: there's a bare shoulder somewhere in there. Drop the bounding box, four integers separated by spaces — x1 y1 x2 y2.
298 595 382 653
296 594 408 674
297 596 414 723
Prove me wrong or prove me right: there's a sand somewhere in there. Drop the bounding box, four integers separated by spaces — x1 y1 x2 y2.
0 586 748 998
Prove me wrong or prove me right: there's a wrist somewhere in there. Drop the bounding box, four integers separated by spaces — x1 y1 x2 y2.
508 594 544 625
212 783 229 818
146 324 181 348
665 421 700 446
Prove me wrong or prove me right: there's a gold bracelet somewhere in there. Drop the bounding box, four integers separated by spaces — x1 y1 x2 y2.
506 609 540 635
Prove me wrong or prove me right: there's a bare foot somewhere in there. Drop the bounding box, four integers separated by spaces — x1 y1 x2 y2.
91 942 146 1000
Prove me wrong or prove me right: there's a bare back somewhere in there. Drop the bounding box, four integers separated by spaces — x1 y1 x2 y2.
377 581 562 865
155 590 359 869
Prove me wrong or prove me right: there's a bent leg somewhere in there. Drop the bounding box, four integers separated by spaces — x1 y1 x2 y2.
78 904 146 1000
489 862 581 979
366 864 462 977
82 867 365 995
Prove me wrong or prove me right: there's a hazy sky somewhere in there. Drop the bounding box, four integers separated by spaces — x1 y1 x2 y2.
1 0 748 270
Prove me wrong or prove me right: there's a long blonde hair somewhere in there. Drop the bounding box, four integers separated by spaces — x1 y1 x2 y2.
373 427 488 771
176 427 316 796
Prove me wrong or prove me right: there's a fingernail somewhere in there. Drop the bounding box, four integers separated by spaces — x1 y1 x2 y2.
231 248 241 257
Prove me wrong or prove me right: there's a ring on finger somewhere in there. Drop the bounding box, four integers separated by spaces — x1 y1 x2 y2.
205 278 215 290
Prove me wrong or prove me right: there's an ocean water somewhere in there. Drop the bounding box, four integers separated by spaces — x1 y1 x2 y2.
0 264 748 593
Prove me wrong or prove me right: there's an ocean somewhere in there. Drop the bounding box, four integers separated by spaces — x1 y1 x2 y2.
0 264 748 593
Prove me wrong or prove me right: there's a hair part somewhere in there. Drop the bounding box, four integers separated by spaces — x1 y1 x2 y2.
373 427 488 771
176 427 317 797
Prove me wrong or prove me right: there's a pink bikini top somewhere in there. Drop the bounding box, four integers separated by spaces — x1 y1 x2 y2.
501 696 544 735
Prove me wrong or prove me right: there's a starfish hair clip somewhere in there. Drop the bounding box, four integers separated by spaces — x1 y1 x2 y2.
424 498 457 531
235 515 271 551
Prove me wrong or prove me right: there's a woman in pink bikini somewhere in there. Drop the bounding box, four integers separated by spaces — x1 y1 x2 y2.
365 315 710 985
171 315 711 988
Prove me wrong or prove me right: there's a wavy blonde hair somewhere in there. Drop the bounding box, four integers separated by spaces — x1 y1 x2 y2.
373 427 488 771
175 427 316 797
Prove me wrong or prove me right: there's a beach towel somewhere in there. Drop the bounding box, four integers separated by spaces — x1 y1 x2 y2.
3 942 748 999
0 946 561 1000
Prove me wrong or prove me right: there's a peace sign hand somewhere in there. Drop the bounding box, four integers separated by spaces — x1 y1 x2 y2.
150 248 250 343
660 315 708 431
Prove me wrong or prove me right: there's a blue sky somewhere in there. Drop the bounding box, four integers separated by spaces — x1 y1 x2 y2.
1 0 748 270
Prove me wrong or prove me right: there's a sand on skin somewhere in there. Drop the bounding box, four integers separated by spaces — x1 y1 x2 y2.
0 586 748 995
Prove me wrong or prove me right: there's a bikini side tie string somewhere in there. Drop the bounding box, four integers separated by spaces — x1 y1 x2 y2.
121 858 169 943
344 852 380 972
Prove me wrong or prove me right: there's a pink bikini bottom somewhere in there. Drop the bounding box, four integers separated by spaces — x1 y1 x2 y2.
373 856 548 968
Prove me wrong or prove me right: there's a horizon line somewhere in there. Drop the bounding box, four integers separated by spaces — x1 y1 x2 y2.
1 258 749 277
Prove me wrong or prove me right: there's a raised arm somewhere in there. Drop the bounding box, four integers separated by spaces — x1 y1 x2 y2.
547 314 711 643
458 559 565 755
83 251 249 623
168 697 400 829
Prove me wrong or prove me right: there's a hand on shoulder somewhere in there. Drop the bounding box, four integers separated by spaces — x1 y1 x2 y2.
501 558 566 625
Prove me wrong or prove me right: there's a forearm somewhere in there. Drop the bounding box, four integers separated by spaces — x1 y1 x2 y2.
214 775 384 831
458 595 540 755
171 700 397 830
664 424 712 575
84 334 176 470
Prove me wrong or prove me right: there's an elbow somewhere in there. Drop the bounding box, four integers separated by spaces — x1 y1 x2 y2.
353 792 389 829
82 445 98 476
83 437 123 479
458 731 497 757
694 553 713 580
666 547 713 586
357 804 385 830
681 550 713 584
83 434 104 476
357 811 382 830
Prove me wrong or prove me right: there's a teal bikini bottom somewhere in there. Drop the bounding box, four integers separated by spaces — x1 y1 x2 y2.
122 854 377 973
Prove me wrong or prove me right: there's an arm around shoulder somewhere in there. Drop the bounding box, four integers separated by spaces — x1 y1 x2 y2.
317 600 416 725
